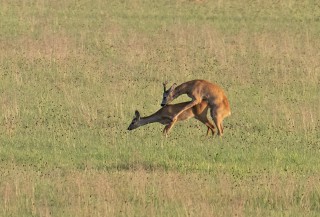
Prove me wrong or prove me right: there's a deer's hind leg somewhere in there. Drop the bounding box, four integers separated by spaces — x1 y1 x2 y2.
210 108 224 136
206 123 216 136
195 115 216 136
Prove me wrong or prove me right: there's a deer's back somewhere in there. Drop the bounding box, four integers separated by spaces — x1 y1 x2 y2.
189 80 230 110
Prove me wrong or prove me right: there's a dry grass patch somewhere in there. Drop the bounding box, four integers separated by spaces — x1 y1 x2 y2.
1 166 320 216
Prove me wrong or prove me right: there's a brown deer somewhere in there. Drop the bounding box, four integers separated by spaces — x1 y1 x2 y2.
161 80 231 136
127 101 216 136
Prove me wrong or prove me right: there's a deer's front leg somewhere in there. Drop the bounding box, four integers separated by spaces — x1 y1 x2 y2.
162 120 176 137
172 99 201 121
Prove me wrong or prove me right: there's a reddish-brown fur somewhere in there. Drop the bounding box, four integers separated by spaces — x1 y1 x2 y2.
161 80 231 136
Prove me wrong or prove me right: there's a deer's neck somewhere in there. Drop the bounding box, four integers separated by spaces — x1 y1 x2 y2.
138 113 161 126
173 83 189 98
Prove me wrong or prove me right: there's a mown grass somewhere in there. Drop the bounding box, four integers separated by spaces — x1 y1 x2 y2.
0 0 320 216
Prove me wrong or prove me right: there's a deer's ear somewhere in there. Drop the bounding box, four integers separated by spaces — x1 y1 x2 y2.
135 110 140 119
163 81 168 91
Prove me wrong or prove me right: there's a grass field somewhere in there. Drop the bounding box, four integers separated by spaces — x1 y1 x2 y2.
0 0 320 216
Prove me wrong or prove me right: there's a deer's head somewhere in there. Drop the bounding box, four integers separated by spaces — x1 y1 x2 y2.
161 82 177 107
127 110 141 130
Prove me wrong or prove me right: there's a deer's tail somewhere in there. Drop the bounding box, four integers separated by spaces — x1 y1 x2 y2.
223 97 231 116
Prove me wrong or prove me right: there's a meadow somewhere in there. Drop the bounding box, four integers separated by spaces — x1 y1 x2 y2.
0 0 320 216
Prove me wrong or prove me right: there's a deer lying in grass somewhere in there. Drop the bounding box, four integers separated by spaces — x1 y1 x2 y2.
161 80 231 136
127 101 216 136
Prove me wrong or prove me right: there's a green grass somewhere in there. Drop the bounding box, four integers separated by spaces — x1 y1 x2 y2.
0 0 320 216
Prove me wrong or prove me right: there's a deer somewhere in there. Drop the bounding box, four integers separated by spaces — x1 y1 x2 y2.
127 100 216 137
161 80 231 136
